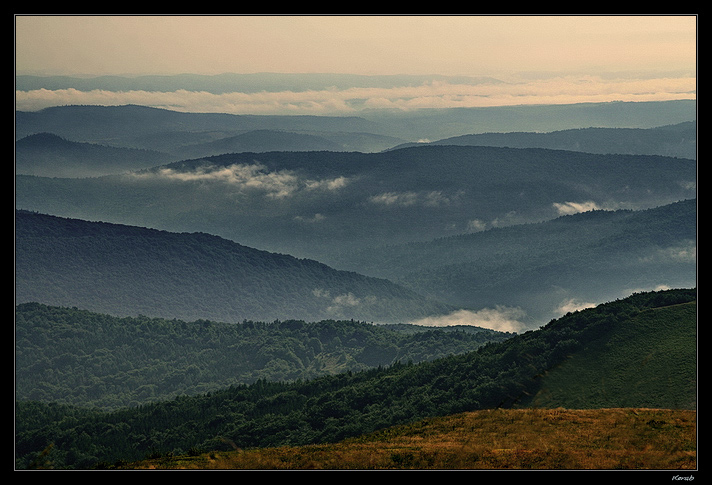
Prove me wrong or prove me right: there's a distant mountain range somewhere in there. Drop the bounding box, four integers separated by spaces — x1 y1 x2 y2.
16 100 697 154
389 121 696 160
16 143 697 266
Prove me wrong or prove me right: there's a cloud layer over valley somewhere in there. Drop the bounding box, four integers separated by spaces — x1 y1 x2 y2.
15 72 695 115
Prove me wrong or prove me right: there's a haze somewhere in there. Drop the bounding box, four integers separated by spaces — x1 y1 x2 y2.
15 15 697 114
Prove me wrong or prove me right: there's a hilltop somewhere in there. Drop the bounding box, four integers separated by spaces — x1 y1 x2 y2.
389 121 696 160
123 408 697 470
15 132 176 177
331 199 697 323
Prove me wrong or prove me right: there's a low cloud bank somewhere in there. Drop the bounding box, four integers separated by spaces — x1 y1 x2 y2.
408 307 527 333
132 162 348 199
15 74 696 115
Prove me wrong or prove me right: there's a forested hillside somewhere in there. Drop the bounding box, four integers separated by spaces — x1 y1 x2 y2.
332 199 697 323
15 211 454 324
15 288 696 469
16 302 510 409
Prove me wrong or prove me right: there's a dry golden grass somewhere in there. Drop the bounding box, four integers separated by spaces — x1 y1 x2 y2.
129 408 696 470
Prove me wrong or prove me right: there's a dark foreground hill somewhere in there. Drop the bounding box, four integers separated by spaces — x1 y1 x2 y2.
15 211 454 324
15 288 696 469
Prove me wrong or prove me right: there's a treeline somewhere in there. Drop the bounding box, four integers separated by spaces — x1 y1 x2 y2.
15 288 696 469
15 302 509 410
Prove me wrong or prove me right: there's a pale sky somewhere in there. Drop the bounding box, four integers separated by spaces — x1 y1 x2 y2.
15 15 697 77
14 15 697 114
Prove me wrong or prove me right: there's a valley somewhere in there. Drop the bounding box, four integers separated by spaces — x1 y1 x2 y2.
15 98 697 471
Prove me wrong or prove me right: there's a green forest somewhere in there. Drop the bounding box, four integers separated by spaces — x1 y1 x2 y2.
15 288 696 470
16 302 510 410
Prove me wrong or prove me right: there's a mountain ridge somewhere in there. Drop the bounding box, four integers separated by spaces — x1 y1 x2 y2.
15 210 456 325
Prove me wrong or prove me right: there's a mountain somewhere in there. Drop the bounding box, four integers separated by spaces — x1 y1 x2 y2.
15 132 177 177
362 99 697 141
390 121 697 160
330 199 697 323
15 145 697 265
15 104 385 148
15 288 697 469
14 210 455 324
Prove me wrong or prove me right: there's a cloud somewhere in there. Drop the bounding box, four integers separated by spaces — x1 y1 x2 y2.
368 190 460 208
408 307 527 333
466 219 487 232
294 213 326 223
312 288 370 315
15 73 696 115
552 200 600 215
133 162 348 199
555 298 597 315
368 191 419 207
638 240 697 264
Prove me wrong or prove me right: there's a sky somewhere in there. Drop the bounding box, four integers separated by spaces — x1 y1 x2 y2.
15 15 697 114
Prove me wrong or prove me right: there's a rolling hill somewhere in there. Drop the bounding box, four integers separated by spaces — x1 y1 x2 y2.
15 132 177 177
14 288 697 469
15 100 697 148
390 121 696 160
15 144 697 266
15 210 455 325
330 199 697 324
15 302 512 410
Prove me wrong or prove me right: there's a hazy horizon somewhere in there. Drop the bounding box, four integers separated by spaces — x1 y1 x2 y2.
15 15 697 115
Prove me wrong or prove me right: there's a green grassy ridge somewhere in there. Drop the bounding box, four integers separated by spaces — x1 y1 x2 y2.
523 301 697 410
15 289 697 469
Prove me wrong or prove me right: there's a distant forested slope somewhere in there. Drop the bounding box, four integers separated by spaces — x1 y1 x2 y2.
392 122 696 160
331 199 697 322
15 211 454 324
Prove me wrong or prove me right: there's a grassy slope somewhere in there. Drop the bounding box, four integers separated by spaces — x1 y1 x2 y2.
523 301 697 410
122 408 697 470
114 298 697 470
